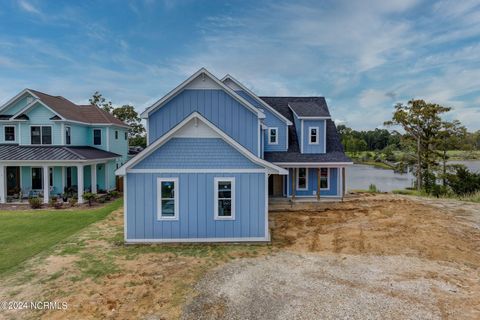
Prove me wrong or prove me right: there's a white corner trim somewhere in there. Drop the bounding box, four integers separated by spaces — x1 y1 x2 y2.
123 173 128 241
214 177 235 220
300 120 304 153
157 177 179 221
324 120 327 153
106 127 110 151
116 112 288 176
267 127 279 145
308 126 319 145
221 74 293 125
141 68 265 120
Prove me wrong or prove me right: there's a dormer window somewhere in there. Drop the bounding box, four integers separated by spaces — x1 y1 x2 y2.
268 127 278 145
309 127 319 144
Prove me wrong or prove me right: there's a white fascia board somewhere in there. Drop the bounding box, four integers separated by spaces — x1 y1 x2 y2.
273 162 353 167
288 104 331 120
116 111 287 176
10 99 66 121
221 75 293 125
140 68 265 120
0 89 33 113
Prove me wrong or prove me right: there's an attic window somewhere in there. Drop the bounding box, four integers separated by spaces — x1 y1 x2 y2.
268 128 278 145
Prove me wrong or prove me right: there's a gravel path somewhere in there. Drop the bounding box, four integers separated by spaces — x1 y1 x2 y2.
182 252 467 320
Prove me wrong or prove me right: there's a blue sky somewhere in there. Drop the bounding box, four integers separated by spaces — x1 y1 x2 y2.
1 0 479 130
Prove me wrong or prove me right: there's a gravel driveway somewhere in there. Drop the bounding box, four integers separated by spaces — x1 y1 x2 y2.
182 252 469 320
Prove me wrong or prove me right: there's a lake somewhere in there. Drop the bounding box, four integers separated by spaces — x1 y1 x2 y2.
347 160 480 192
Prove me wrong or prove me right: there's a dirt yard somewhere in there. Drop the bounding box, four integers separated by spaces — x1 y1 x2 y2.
1 194 479 319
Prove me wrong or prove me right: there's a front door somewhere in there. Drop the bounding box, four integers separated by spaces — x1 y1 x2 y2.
6 166 20 196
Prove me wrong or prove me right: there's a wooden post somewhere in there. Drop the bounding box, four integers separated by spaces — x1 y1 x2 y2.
342 167 346 201
291 168 296 200
317 168 321 201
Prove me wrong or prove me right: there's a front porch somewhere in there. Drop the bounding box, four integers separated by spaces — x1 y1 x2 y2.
0 162 114 204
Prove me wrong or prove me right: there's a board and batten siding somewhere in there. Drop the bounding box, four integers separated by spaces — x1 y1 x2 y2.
287 167 339 197
126 172 266 240
147 89 260 156
302 119 326 154
234 90 288 152
133 138 262 169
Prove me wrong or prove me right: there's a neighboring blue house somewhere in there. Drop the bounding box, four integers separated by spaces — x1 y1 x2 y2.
0 89 129 204
117 68 352 243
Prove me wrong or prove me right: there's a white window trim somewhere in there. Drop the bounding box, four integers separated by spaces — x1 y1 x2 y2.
214 177 235 220
309 126 319 145
157 177 179 220
29 125 53 145
268 127 278 145
296 168 308 190
4 125 16 142
65 125 71 145
320 168 330 190
93 128 102 146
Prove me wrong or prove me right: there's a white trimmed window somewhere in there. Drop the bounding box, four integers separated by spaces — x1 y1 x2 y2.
296 168 308 190
4 126 15 142
268 127 278 144
309 127 319 144
214 177 235 220
65 126 71 145
320 168 329 189
30 126 52 145
157 178 179 220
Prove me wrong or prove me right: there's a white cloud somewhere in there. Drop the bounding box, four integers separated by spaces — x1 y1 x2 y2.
18 0 42 15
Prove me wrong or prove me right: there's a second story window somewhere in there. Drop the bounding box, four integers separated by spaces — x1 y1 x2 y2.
115 130 118 139
124 132 127 140
4 126 15 141
93 129 102 145
31 126 52 145
309 127 319 144
268 127 278 145
65 126 71 145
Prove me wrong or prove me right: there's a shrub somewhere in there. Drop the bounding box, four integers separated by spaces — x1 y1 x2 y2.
28 197 42 209
69 197 78 207
82 192 97 206
49 197 58 208
108 190 119 199
97 197 106 204
445 166 480 196
54 202 63 209
368 184 379 193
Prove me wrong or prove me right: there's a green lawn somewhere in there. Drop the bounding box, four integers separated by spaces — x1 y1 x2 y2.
0 199 122 275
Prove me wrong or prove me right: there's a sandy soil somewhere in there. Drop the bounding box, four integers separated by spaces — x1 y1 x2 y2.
1 194 479 319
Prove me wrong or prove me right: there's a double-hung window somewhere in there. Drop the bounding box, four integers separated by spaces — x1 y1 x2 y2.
296 168 308 190
115 130 118 139
157 178 178 220
31 126 52 145
309 127 319 144
65 126 71 145
4 126 15 142
320 168 329 189
268 127 278 144
93 129 102 145
214 177 235 220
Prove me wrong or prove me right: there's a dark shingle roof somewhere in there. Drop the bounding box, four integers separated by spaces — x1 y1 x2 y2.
0 145 120 161
260 97 351 164
288 100 330 117
27 89 128 127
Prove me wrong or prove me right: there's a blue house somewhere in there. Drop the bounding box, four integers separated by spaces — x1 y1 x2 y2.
117 68 352 243
0 89 129 204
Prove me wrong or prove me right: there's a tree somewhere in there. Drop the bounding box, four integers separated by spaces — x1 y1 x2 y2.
89 91 113 113
436 120 466 186
112 104 145 139
385 99 451 191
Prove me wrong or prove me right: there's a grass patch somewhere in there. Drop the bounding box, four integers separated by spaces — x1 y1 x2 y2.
75 253 119 280
0 199 122 275
393 189 480 203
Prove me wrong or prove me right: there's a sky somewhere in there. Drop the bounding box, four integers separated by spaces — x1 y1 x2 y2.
0 0 479 130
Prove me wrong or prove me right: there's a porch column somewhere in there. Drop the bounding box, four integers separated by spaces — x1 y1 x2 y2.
91 164 97 193
317 168 321 201
77 164 84 204
43 165 49 204
291 168 296 200
0 165 5 204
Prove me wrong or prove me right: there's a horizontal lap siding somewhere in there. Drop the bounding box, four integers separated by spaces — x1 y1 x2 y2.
126 172 266 240
133 138 261 169
148 89 259 155
287 167 339 196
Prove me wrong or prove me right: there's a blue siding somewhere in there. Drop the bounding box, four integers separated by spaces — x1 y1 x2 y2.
148 89 259 155
134 138 262 169
302 119 326 154
287 168 339 197
235 90 288 152
126 172 266 240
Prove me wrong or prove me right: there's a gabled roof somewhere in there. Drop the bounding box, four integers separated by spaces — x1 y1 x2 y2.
260 97 352 164
0 88 128 127
0 144 120 162
221 75 293 125
116 111 287 175
288 100 331 118
140 68 266 119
